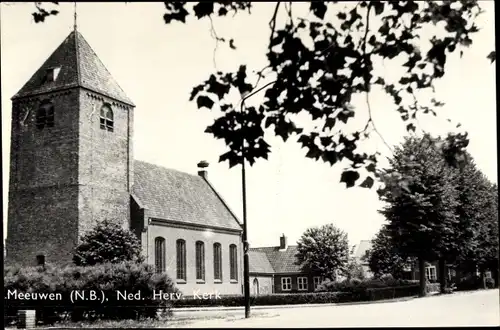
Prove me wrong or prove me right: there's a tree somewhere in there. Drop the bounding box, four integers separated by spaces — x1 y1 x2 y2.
345 258 366 281
73 220 144 266
451 153 499 287
366 225 413 279
295 224 350 281
378 134 460 296
28 1 491 188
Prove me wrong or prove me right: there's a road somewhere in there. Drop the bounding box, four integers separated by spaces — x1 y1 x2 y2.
173 289 499 327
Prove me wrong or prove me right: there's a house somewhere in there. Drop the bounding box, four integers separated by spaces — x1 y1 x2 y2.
352 240 374 278
5 28 244 296
249 234 324 295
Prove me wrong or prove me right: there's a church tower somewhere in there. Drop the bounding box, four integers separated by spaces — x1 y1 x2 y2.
6 29 135 265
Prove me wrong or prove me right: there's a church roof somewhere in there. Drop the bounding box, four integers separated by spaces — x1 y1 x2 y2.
132 160 242 232
250 245 303 274
353 240 372 263
13 30 134 106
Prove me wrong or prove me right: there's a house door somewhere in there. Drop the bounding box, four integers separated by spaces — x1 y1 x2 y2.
252 278 259 296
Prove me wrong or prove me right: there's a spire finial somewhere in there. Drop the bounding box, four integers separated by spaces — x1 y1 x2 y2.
73 2 77 31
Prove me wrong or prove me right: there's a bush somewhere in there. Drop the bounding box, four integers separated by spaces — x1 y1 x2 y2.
455 275 483 291
485 277 495 289
4 262 177 326
317 277 418 293
173 292 351 308
73 220 144 266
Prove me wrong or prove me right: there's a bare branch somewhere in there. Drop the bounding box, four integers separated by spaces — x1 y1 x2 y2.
208 16 223 70
361 3 393 154
269 2 281 48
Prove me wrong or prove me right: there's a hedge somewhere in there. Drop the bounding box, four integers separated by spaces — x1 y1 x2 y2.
172 285 420 308
4 262 177 326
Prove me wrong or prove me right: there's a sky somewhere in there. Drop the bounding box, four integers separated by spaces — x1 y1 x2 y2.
1 2 497 249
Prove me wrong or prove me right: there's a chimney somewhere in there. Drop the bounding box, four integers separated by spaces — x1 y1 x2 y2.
197 160 209 179
279 234 287 250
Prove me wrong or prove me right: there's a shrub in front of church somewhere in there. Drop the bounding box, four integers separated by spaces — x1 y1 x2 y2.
4 262 178 326
73 220 144 266
173 292 351 308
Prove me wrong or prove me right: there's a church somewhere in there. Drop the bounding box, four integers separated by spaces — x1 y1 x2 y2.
5 28 244 296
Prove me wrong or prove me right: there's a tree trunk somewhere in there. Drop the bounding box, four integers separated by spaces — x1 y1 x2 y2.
492 267 499 288
439 258 447 294
480 269 486 289
419 257 427 297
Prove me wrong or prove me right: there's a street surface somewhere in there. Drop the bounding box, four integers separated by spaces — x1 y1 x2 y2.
174 289 499 327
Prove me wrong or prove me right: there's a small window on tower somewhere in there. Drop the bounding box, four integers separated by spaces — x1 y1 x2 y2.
43 67 61 84
100 104 114 132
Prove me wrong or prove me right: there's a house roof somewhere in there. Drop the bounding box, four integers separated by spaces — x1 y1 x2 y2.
13 30 134 106
248 250 275 274
250 245 302 274
354 240 372 262
132 160 242 231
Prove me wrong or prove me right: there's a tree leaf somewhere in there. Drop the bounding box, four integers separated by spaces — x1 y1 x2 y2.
340 170 360 188
196 95 215 109
193 2 214 19
487 51 496 63
359 176 374 188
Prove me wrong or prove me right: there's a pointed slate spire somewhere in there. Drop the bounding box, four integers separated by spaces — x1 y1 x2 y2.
12 30 134 106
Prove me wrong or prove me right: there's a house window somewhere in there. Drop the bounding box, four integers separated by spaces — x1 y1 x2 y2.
195 241 205 281
36 101 54 129
154 237 166 273
298 277 308 291
281 277 292 291
313 276 322 291
425 265 437 282
229 244 238 281
213 243 222 281
176 239 186 281
100 104 114 132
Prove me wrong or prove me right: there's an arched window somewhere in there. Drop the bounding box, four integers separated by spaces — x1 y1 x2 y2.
100 104 114 132
36 100 54 129
154 237 166 273
195 241 205 281
213 243 222 281
176 239 186 281
229 244 238 281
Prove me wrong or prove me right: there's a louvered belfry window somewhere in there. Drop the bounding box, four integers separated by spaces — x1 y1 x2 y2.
100 104 114 132
36 100 54 129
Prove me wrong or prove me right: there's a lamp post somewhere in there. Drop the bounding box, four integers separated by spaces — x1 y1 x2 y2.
240 100 251 319
240 80 276 319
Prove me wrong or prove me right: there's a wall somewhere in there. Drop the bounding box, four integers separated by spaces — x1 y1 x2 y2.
143 220 244 296
273 273 322 294
250 275 273 295
78 90 133 235
7 91 80 266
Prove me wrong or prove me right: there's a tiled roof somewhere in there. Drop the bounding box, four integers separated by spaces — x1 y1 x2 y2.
13 30 134 106
132 160 242 231
250 245 303 274
248 250 275 274
354 240 372 262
